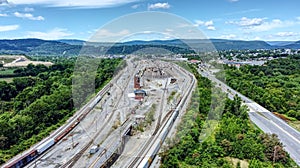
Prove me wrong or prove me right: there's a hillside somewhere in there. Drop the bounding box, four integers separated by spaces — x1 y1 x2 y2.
282 40 300 49
0 39 81 56
0 38 299 56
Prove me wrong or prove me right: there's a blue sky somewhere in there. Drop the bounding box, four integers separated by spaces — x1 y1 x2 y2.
0 0 300 41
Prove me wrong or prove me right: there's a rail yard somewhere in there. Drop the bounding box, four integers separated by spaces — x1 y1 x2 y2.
2 56 196 168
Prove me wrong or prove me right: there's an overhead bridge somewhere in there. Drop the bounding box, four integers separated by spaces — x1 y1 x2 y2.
90 121 133 168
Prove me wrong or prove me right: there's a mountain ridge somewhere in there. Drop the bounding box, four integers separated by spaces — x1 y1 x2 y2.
0 38 299 56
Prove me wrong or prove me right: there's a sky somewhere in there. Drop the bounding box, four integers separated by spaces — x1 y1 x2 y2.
0 0 300 41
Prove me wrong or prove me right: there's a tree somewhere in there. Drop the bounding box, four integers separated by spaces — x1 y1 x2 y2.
259 133 288 164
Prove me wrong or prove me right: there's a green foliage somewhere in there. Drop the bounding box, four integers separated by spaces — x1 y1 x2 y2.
160 63 297 168
167 91 177 103
222 57 300 119
0 57 121 163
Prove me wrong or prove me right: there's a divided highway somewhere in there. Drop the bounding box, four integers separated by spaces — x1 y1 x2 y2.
198 65 300 166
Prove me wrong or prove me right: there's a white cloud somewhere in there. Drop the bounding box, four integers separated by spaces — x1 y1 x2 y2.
24 7 34 12
253 36 261 40
26 28 73 40
0 13 8 17
0 24 19 32
194 20 204 27
14 12 44 20
10 0 139 8
131 4 139 9
0 0 9 6
148 2 170 10
207 26 216 30
204 20 213 27
249 19 293 32
194 20 216 30
229 0 239 2
228 17 295 32
219 34 237 39
228 17 265 27
275 32 299 37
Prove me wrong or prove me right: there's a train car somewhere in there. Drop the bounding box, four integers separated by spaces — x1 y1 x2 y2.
76 107 91 121
138 138 161 168
4 150 38 168
36 138 55 154
89 96 101 109
54 121 79 142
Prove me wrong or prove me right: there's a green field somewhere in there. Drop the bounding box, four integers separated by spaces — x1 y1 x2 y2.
0 68 17 75
0 77 16 83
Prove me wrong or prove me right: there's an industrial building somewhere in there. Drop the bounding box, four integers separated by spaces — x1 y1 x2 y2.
134 90 147 101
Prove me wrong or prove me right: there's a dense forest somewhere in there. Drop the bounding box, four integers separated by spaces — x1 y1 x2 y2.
0 57 122 164
160 64 298 167
3 39 300 56
220 55 300 120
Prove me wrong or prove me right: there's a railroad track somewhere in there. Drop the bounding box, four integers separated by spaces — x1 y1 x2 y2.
61 60 137 168
127 62 195 168
88 120 131 168
152 78 168 136
24 83 112 168
127 108 176 168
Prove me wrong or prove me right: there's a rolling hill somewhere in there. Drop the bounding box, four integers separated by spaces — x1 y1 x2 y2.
0 38 299 56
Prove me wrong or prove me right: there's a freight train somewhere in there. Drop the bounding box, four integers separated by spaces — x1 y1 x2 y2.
3 84 112 168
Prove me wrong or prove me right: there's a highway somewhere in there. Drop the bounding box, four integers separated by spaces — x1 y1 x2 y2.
198 65 300 166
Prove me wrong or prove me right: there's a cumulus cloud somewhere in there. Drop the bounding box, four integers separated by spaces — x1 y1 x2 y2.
194 20 216 30
0 13 8 17
207 26 216 30
10 0 139 8
26 28 73 40
228 17 265 27
148 2 170 10
249 19 293 32
14 12 44 20
0 24 19 32
228 17 295 32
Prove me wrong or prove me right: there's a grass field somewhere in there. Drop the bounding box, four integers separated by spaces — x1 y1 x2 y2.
0 68 17 75
0 68 18 82
0 77 16 83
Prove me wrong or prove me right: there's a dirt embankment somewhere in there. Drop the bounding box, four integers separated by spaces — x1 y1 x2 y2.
1 55 53 67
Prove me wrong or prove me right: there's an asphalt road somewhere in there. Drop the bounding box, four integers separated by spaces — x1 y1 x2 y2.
249 112 300 165
198 66 300 166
